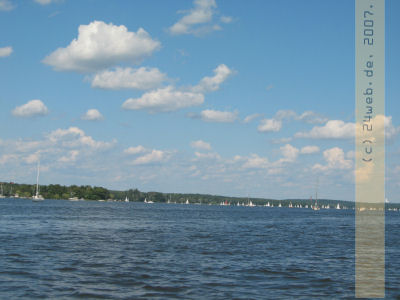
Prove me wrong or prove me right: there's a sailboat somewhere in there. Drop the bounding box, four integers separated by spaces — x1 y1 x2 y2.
312 178 320 210
0 183 5 198
32 161 44 202
0 184 6 199
125 196 129 202
144 197 154 204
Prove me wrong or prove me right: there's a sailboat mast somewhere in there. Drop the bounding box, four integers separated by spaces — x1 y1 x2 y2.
315 177 319 207
36 160 40 197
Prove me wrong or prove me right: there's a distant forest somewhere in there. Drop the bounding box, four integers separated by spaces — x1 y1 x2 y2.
1 181 399 209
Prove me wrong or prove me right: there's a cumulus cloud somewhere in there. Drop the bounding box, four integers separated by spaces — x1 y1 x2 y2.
123 145 171 165
91 67 167 90
58 150 79 163
122 86 204 113
48 127 114 150
273 109 327 124
241 154 269 169
384 116 400 139
43 21 160 72
198 109 238 123
81 109 103 121
34 0 58 4
0 46 13 57
121 64 233 113
194 151 220 160
295 120 355 139
270 137 292 144
0 0 14 11
169 0 231 36
257 110 327 134
258 118 282 132
12 100 49 118
279 144 299 163
300 145 320 154
191 140 211 150
243 113 263 124
0 126 115 172
297 111 328 124
313 147 353 171
124 145 147 155
220 16 233 23
191 64 234 93
132 150 167 165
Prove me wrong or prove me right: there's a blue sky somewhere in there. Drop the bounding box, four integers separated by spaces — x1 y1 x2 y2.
0 0 399 201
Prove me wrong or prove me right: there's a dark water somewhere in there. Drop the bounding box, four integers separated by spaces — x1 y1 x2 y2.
0 199 399 299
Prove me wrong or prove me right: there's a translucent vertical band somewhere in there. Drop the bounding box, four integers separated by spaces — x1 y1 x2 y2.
355 0 385 298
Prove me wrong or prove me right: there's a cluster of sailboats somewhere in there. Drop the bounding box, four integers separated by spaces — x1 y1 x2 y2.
3 165 398 212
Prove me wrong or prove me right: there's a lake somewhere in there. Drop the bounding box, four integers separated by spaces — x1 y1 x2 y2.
0 198 399 299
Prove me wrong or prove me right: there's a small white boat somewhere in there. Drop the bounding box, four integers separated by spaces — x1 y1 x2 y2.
32 161 44 202
144 198 154 204
125 196 129 202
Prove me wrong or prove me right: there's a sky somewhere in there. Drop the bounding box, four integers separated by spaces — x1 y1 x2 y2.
0 0 399 202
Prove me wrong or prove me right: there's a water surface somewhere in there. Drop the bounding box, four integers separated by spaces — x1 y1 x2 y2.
0 198 399 299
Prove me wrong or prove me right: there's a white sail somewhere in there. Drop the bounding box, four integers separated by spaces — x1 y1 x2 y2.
32 161 44 201
0 183 5 198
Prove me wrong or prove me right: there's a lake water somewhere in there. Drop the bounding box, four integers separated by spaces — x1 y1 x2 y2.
0 198 399 299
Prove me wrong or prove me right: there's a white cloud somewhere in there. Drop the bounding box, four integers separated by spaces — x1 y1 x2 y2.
34 0 57 4
48 127 114 150
258 118 282 132
0 126 114 173
0 0 14 11
384 116 400 139
270 137 292 144
274 109 327 124
124 145 147 155
194 151 220 160
279 144 299 163
300 145 320 154
122 86 204 113
199 109 238 123
295 120 355 139
297 111 328 124
220 16 233 23
191 140 211 150
91 67 167 90
243 113 263 123
241 154 269 169
192 64 234 93
58 150 79 163
43 21 160 72
0 154 18 164
0 46 13 57
121 64 233 113
12 100 49 118
275 110 297 120
81 109 103 121
313 147 353 171
169 0 229 36
132 150 167 165
23 152 40 164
